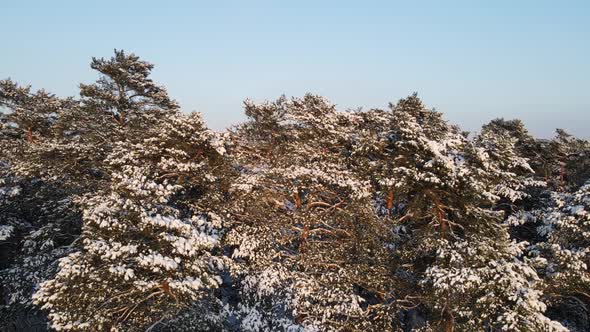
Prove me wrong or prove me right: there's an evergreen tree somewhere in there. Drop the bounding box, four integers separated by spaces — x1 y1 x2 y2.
33 112 230 331
0 83 84 331
532 181 590 330
382 95 564 331
0 79 76 143
226 95 395 331
78 49 178 139
546 130 590 190
475 119 544 204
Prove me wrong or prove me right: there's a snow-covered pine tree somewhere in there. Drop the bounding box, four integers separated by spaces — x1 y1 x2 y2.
381 94 565 331
33 111 231 331
532 181 590 331
1 51 211 331
78 49 178 140
226 95 396 331
473 118 553 249
343 107 395 214
0 182 80 331
0 78 77 144
0 117 21 255
543 129 590 191
474 119 544 204
1 50 183 193
0 81 84 330
0 76 100 192
0 77 92 188
46 49 181 190
477 119 544 173
0 163 22 265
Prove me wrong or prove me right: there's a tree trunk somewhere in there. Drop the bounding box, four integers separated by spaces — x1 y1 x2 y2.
293 191 302 209
386 190 394 210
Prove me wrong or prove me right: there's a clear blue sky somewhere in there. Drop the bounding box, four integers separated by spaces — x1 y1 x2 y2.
1 0 588 137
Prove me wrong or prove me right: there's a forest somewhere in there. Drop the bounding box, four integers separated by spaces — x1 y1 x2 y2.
1 50 589 332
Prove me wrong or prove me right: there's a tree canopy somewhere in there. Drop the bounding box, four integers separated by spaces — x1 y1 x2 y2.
1 50 589 332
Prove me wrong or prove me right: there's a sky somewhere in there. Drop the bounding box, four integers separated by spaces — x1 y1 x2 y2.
1 0 588 137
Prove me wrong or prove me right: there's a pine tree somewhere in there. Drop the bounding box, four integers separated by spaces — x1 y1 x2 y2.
544 129 590 190
0 87 84 330
0 183 80 330
533 181 590 330
0 76 102 192
0 78 77 143
33 112 230 331
382 95 564 331
78 49 178 138
226 95 396 331
474 119 544 204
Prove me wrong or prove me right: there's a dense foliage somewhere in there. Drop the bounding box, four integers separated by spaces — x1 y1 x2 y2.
1 50 588 332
